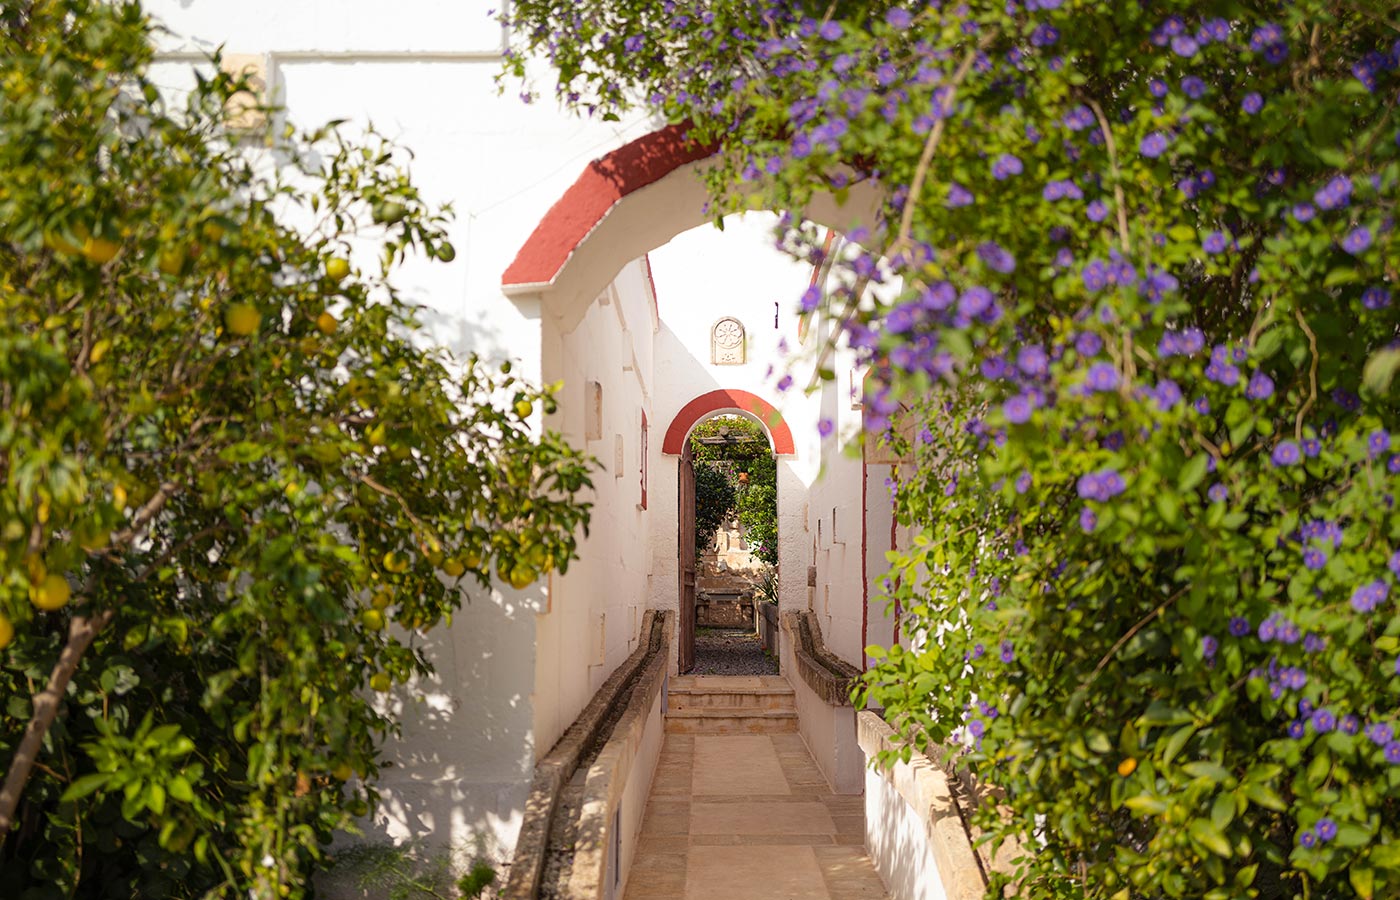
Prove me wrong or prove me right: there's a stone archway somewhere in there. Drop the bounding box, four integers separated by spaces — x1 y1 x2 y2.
500 125 880 334
663 392 792 673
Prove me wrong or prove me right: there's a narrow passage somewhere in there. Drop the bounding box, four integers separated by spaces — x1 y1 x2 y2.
623 733 888 900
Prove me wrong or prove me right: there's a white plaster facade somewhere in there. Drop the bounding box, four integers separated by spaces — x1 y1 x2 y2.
140 0 896 865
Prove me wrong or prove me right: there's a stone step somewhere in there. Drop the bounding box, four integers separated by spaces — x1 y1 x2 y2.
663 708 800 735
669 690 796 712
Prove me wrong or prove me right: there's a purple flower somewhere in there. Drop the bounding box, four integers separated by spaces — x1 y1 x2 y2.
1349 580 1389 613
1004 394 1034 424
1288 721 1307 740
1043 179 1083 201
1079 506 1097 533
1271 441 1301 466
1315 174 1353 211
1077 468 1127 501
1362 286 1392 310
1086 199 1109 222
885 8 913 28
947 182 975 208
1340 715 1359 735
1171 34 1199 57
1370 429 1392 458
1315 819 1338 842
1303 547 1327 570
1389 550 1400 578
1229 616 1251 637
1367 723 1394 745
1202 635 1218 659
1299 830 1317 848
967 718 986 739
1203 232 1228 254
1085 362 1120 392
991 153 1023 180
1312 708 1336 733
1016 345 1048 377
818 418 834 438
1245 371 1275 400
1181 76 1207 98
1208 483 1228 503
978 241 1016 273
1387 742 1400 765
1302 438 1321 457
1342 226 1373 255
623 34 644 52
1063 105 1095 130
1148 78 1168 99
1242 93 1264 114
1015 471 1032 494
999 640 1015 663
1153 379 1182 411
818 20 843 40
1140 132 1170 158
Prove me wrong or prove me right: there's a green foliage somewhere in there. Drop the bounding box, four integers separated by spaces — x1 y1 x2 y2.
506 1 1400 898
693 462 736 556
329 841 496 900
0 2 592 898
689 418 778 564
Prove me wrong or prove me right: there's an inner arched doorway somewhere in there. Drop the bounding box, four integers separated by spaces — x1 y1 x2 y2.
665 391 793 673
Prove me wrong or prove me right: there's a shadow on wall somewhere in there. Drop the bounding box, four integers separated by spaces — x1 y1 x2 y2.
329 585 543 885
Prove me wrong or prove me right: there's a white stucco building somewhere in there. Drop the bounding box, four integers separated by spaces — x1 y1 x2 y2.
140 0 911 877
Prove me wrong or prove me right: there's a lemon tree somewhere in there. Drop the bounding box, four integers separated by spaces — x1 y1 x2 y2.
0 2 592 898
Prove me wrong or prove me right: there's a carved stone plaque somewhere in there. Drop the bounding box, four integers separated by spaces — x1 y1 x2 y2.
710 317 746 365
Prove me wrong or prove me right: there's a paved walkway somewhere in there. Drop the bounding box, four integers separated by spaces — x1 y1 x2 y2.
691 627 779 676
623 732 889 900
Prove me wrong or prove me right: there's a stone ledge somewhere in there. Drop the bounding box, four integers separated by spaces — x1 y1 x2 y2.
857 711 987 900
781 611 860 706
503 610 671 900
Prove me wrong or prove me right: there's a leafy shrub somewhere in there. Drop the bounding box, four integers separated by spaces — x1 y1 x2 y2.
0 3 592 897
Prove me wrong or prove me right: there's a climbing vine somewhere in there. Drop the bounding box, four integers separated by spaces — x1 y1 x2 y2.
506 2 1400 898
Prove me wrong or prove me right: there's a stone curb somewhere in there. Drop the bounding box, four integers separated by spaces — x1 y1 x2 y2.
503 610 671 900
781 610 860 706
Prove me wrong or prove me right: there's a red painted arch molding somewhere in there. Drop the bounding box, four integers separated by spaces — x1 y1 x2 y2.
662 390 796 456
502 123 715 289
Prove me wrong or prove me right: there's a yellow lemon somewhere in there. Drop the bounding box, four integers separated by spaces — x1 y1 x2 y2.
514 399 534 419
32 574 72 611
441 558 466 578
463 550 482 570
225 303 261 336
158 248 184 276
369 672 391 693
331 762 354 782
1117 757 1137 777
88 339 111 364
325 257 350 282
382 551 409 574
315 311 338 335
80 236 120 265
0 613 13 650
366 423 387 447
508 566 535 590
112 484 128 510
370 588 392 610
360 608 385 632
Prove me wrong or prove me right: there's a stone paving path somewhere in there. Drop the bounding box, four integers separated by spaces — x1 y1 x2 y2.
691 627 779 676
622 733 889 900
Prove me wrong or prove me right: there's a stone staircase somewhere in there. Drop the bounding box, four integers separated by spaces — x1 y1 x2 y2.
664 674 798 734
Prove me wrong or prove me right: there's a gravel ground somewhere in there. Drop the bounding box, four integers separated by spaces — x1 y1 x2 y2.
691 626 779 676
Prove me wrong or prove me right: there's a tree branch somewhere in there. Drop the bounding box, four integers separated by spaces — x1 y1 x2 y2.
0 607 116 839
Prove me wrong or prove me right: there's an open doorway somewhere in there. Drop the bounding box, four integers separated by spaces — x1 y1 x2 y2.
678 415 779 675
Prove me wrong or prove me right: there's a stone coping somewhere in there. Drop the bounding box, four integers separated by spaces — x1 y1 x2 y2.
503 611 671 900
564 624 669 899
856 711 988 900
780 611 860 707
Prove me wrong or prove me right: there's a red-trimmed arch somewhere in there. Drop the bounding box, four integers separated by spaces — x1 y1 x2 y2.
502 123 714 289
662 390 796 456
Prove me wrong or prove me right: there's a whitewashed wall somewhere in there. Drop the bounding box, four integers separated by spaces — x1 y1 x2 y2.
535 259 658 756
139 0 660 860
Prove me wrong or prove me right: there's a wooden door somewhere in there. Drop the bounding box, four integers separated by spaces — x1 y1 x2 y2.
678 445 697 673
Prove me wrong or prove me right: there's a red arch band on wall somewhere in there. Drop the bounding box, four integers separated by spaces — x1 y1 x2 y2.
662 390 796 456
502 123 715 289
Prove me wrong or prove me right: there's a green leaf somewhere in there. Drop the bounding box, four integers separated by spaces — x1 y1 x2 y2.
1350 867 1374 899
1189 819 1232 858
1177 455 1209 493
60 773 111 803
1183 761 1232 784
1243 783 1287 811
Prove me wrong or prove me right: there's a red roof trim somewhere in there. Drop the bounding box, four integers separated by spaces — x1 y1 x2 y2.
661 389 797 456
502 123 715 289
